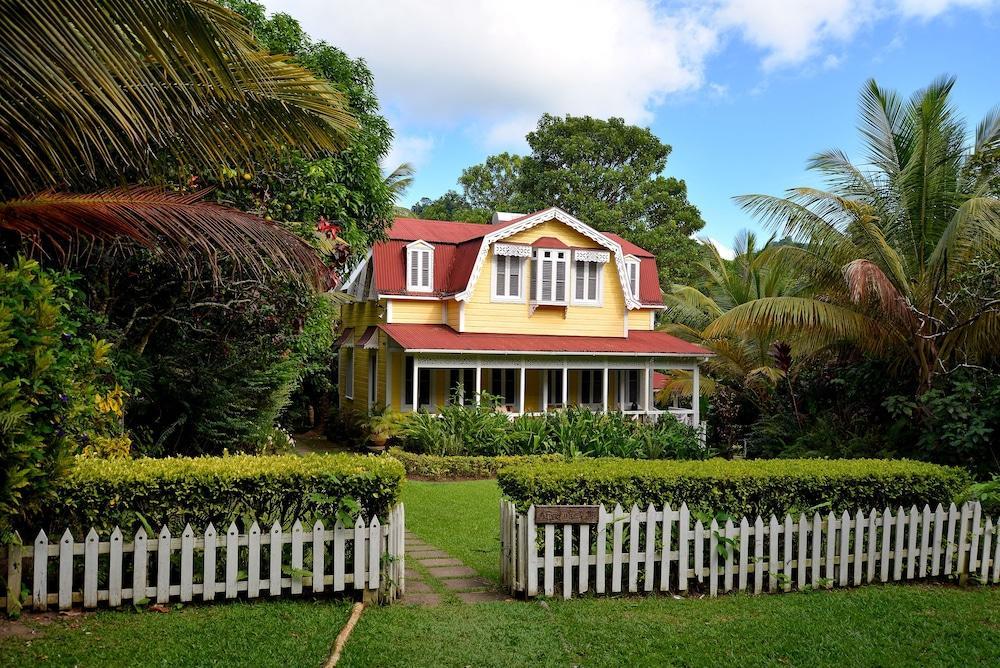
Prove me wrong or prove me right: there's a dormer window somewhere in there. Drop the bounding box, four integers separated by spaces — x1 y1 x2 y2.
492 242 530 302
531 247 569 305
624 256 640 299
406 240 433 292
573 249 609 305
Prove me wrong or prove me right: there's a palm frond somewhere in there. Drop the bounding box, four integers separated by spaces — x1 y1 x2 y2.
384 163 416 200
0 188 326 285
0 0 355 195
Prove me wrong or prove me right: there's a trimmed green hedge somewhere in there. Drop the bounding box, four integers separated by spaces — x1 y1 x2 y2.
497 458 972 517
387 448 562 480
34 454 405 535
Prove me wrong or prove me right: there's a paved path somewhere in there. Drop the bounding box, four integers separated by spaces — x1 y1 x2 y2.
403 531 512 606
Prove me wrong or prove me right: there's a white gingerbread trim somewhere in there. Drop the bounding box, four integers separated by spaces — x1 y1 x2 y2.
340 250 372 294
455 207 642 309
493 242 532 257
573 248 610 264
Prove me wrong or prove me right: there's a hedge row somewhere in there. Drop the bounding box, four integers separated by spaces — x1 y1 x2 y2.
497 458 972 518
35 454 405 535
387 448 562 480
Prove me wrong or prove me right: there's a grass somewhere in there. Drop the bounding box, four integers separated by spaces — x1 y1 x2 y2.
401 479 502 582
4 479 999 667
0 599 351 667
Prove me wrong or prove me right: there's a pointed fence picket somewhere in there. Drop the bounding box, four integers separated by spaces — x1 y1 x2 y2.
1 505 404 613
500 501 999 600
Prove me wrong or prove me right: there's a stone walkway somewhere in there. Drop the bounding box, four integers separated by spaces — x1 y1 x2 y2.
402 531 512 606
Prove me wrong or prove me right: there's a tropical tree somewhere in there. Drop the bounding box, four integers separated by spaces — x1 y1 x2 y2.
707 77 1000 394
659 231 799 401
0 0 356 280
384 163 416 200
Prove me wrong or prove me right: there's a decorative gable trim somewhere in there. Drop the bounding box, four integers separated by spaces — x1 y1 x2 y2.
493 242 532 257
574 249 610 264
456 207 642 309
340 250 372 295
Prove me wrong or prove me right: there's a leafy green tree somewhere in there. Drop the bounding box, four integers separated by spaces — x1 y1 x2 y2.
415 115 707 285
708 77 1000 394
518 115 706 286
459 152 525 212
214 0 396 256
411 191 491 223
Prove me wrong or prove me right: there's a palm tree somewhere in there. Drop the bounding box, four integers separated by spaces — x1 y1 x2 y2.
707 77 1000 393
0 0 357 281
658 231 798 401
384 163 416 201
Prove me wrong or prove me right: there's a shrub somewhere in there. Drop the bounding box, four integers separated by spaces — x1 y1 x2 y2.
497 458 972 517
0 259 118 541
387 447 562 480
395 400 704 459
27 453 404 536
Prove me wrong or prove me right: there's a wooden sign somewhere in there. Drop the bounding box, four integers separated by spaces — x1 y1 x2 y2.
534 505 599 524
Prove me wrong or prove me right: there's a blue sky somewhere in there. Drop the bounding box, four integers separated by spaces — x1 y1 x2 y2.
265 1 999 255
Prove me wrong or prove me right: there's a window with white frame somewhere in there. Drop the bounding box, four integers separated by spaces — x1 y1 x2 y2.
625 257 640 299
574 260 601 303
343 347 354 398
579 369 604 405
545 369 565 406
532 248 569 304
406 241 433 292
492 254 524 301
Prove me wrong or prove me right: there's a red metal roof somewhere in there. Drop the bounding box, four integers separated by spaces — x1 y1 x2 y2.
372 214 664 304
653 371 669 390
379 324 711 356
335 327 354 347
531 236 568 248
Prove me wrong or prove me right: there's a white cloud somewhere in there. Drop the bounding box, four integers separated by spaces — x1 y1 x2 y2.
382 133 434 172
263 0 996 148
264 0 717 146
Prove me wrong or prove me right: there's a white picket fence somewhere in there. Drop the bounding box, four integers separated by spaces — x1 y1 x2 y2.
2 505 404 613
500 500 999 598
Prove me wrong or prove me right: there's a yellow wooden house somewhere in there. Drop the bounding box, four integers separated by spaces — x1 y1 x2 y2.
336 207 710 428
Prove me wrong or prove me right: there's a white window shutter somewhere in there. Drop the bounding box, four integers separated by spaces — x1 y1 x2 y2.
421 250 430 287
496 256 507 297
575 261 585 300
409 250 418 287
509 258 520 296
555 256 566 302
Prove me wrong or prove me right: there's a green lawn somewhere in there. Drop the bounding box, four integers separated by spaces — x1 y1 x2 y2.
402 479 502 582
0 599 351 667
4 479 999 667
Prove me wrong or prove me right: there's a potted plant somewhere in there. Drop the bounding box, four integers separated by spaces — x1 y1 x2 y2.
368 409 403 451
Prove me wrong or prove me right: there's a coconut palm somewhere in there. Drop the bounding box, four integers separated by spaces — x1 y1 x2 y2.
0 0 357 280
706 77 1000 393
658 231 798 401
384 163 416 201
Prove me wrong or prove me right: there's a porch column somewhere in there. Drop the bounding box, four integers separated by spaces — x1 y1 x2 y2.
601 364 608 413
517 361 526 414
692 362 701 430
643 364 652 411
562 364 568 407
541 369 548 412
411 357 419 413
474 363 482 406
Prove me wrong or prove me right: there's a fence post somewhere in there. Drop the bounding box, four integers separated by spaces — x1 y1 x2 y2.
6 533 22 616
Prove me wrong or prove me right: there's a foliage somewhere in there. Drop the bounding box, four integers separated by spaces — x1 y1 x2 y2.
708 77 1000 394
411 191 491 224
497 457 971 517
387 448 562 480
885 368 1000 477
958 475 1000 514
0 0 353 282
216 0 396 259
395 398 703 459
31 453 404 536
324 407 371 449
0 259 118 539
0 0 353 198
412 114 707 286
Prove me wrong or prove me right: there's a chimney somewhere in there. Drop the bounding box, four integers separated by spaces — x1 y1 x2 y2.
491 211 524 224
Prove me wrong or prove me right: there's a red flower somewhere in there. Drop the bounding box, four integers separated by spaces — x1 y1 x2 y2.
316 216 339 238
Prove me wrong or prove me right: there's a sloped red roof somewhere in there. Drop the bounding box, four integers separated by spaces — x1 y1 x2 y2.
372 214 664 305
356 326 379 349
653 371 669 390
380 324 711 356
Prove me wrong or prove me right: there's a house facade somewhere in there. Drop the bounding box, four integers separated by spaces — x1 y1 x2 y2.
336 207 710 429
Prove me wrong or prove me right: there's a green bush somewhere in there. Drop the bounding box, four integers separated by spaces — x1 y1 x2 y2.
396 399 704 459
0 258 118 541
497 458 972 517
29 453 404 536
387 448 562 480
